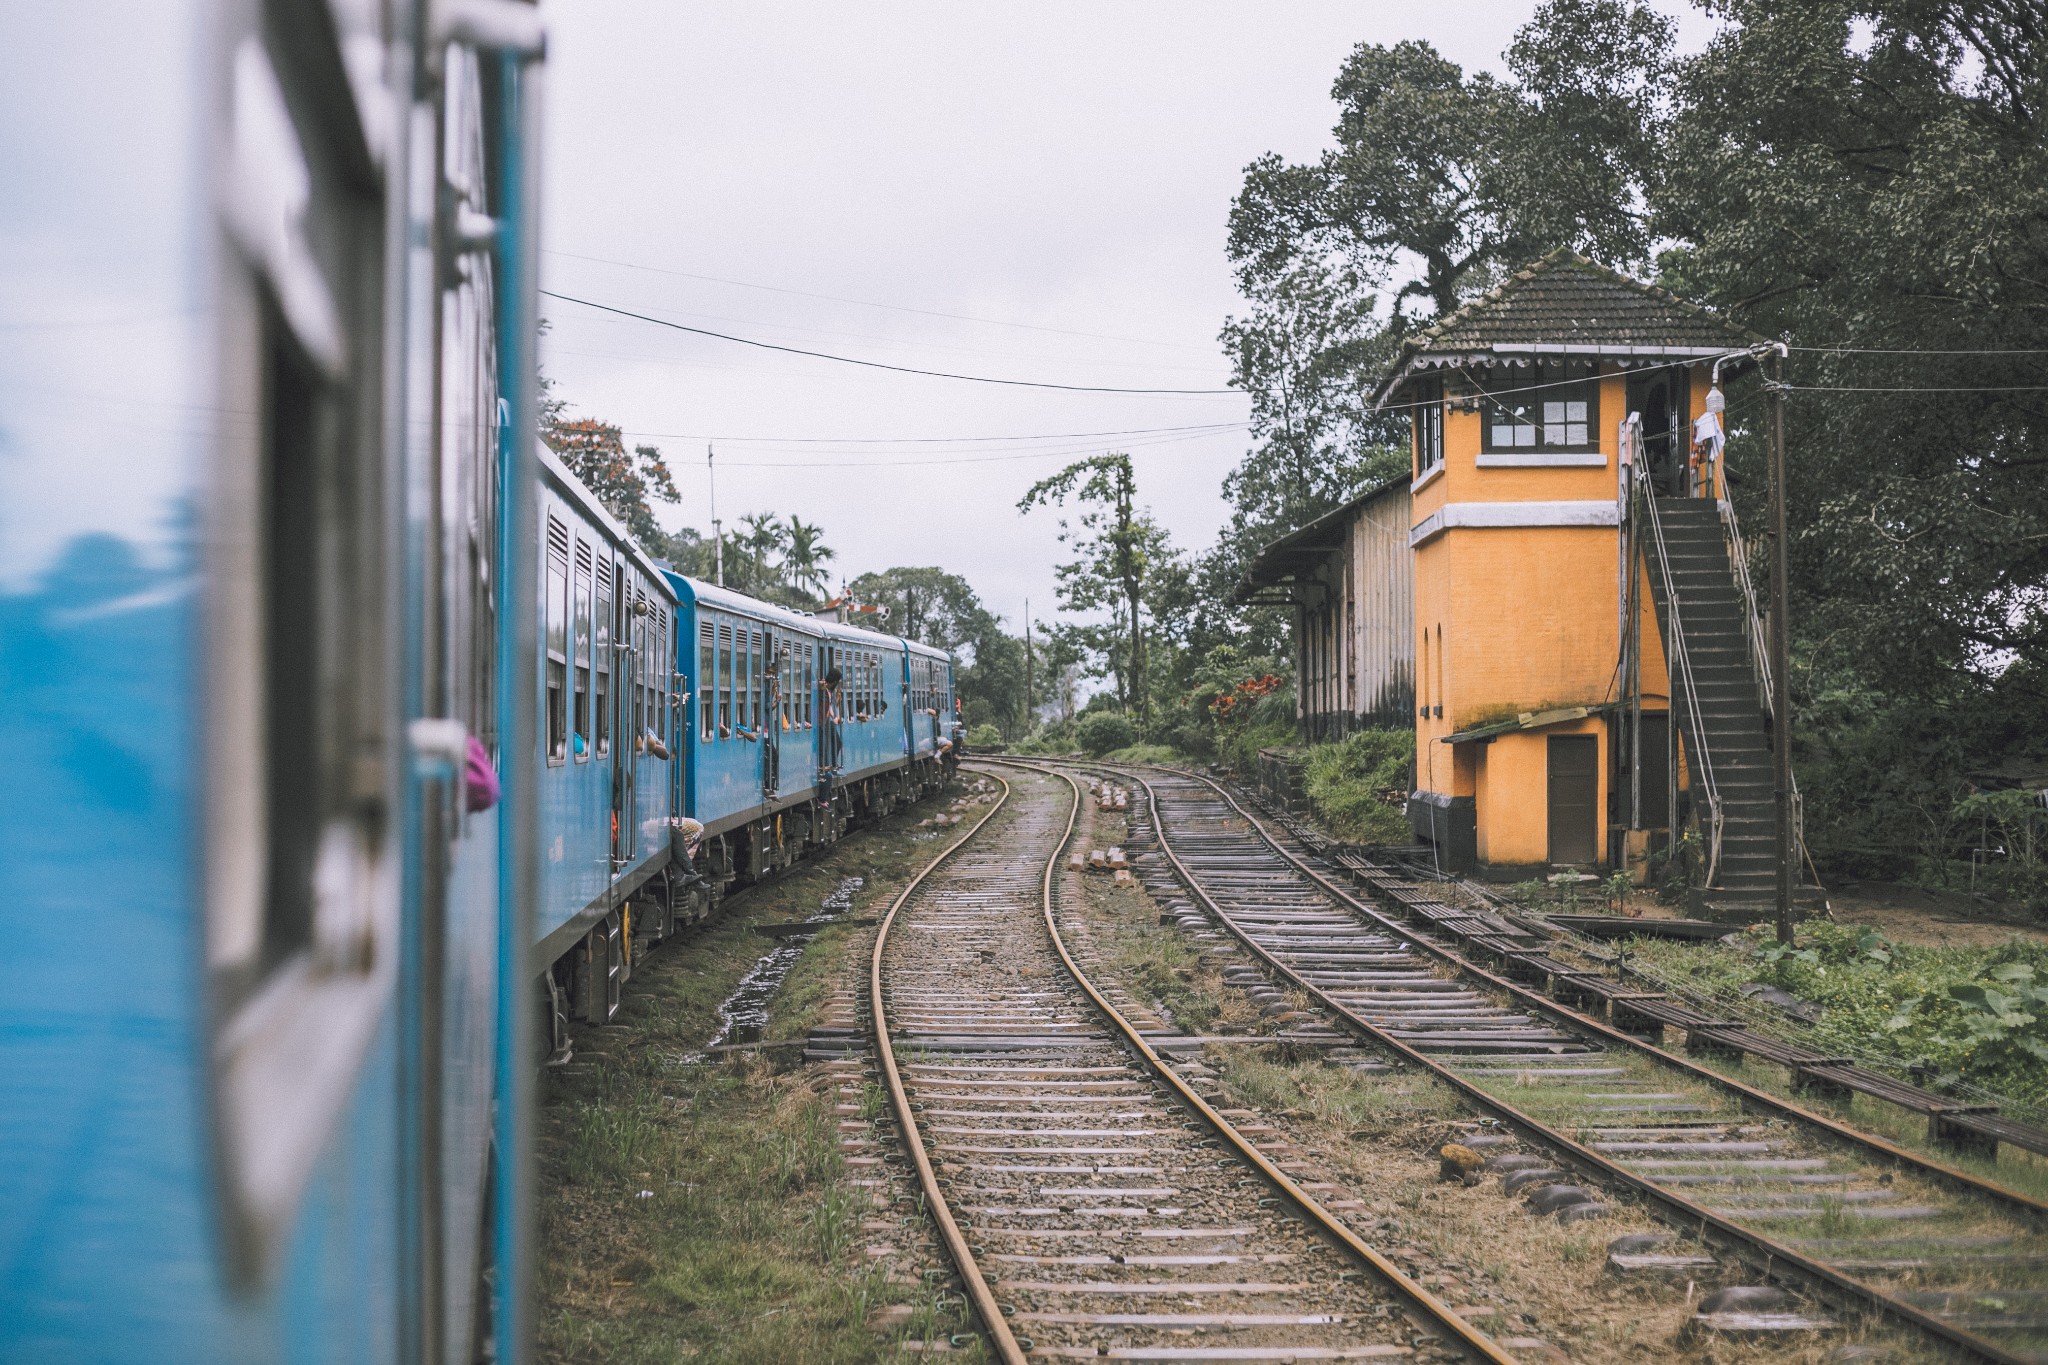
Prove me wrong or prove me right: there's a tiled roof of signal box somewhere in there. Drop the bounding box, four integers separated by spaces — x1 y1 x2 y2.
1370 248 1766 406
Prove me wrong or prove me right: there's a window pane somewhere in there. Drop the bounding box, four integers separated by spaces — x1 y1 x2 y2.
1544 402 1564 423
1566 401 1587 422
1567 423 1588 445
1514 425 1535 447
1491 423 1515 446
700 625 714 740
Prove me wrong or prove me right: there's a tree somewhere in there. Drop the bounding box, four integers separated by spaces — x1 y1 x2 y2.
843 566 1032 736
781 517 836 600
1218 0 2048 889
1018 453 1173 724
539 416 681 551
1216 5 1672 568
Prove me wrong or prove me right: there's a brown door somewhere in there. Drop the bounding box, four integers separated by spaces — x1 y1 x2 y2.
1547 735 1600 866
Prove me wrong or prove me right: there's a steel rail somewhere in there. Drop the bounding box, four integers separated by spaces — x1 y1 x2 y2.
1154 763 2048 1221
868 770 1028 1365
1125 764 2032 1365
991 758 1525 1365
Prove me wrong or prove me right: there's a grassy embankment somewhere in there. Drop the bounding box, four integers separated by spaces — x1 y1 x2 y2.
536 811 977 1364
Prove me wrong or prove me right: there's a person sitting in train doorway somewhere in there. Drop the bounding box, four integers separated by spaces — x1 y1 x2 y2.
817 665 844 810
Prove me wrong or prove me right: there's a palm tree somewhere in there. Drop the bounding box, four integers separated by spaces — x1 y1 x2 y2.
736 512 788 595
781 516 837 602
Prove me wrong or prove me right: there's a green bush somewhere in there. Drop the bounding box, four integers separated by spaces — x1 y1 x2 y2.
1628 922 2048 1113
1301 729 1414 844
965 723 1002 749
1075 710 1138 757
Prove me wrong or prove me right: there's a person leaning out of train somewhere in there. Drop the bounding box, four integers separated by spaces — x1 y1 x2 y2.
640 728 671 760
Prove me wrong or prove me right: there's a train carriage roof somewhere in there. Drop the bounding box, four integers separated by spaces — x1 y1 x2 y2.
537 441 679 602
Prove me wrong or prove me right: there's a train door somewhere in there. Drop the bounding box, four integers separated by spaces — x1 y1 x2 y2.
761 628 781 800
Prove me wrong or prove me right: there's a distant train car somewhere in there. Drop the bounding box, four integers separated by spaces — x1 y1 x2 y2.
664 577 957 911
0 4 545 1363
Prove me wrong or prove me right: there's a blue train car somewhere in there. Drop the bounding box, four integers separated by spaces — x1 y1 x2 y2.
664 577 958 904
0 6 962 1357
0 5 544 1363
533 448 680 1045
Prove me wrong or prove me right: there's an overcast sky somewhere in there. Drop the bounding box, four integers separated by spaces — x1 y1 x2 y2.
536 2 1709 638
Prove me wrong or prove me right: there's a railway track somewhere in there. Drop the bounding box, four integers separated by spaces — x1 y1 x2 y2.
1108 762 2048 1365
869 761 1519 1363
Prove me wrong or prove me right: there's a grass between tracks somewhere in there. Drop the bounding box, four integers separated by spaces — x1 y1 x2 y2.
536 809 971 1364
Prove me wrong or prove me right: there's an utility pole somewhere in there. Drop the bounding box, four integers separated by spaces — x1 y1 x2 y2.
1023 598 1033 733
1767 347 1794 944
707 443 723 587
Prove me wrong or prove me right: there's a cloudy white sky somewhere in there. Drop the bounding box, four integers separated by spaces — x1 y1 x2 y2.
536 2 1709 635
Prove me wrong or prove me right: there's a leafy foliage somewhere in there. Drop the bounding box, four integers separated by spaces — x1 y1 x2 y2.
540 416 681 549
1630 922 2048 1113
1212 1 2048 900
1075 710 1138 757
1019 453 1174 723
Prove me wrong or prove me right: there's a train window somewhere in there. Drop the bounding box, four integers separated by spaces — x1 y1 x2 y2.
748 630 762 730
573 539 592 761
657 607 670 745
632 589 645 747
699 622 715 741
717 622 733 736
546 515 569 764
202 26 408 1282
595 559 612 755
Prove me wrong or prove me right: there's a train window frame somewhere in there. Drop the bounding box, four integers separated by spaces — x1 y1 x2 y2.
572 539 592 761
632 588 646 748
545 513 569 766
717 622 733 737
699 622 715 742
594 559 612 756
202 27 401 1285
658 606 670 746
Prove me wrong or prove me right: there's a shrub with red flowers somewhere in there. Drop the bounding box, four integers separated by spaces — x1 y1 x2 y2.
1207 672 1285 726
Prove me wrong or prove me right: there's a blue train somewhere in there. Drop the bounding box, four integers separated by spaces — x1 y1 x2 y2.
0 6 958 1363
533 448 959 1053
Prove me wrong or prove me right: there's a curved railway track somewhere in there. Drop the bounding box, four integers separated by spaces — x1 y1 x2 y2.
1102 761 2048 1365
869 761 1519 1364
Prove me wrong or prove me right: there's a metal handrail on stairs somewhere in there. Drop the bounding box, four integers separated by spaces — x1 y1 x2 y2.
1711 468 1813 870
1626 419 1724 886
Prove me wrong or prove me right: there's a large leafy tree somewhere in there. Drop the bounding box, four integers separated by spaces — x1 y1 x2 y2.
1216 3 1670 587
781 517 836 600
846 566 1027 735
539 416 681 549
1018 453 1175 723
1218 0 2048 888
1645 0 2048 876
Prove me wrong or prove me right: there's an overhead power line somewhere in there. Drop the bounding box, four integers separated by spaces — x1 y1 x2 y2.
540 290 1242 395
544 248 1213 352
673 425 1236 469
1780 382 2048 393
615 421 1246 445
1790 344 2048 355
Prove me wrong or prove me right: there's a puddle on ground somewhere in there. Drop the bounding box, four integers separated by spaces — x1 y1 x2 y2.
682 876 865 1061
